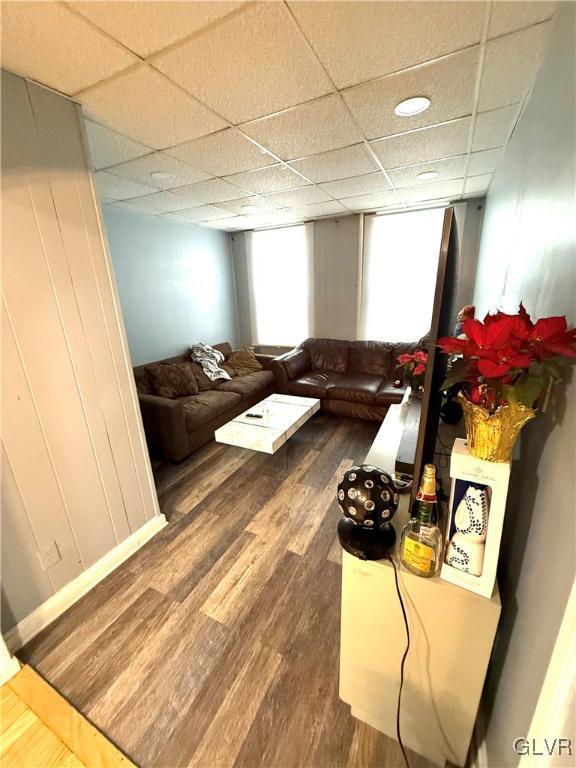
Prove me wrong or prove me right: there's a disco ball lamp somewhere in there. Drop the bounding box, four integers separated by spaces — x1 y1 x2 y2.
337 464 400 560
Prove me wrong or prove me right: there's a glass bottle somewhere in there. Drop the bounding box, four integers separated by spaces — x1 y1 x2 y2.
400 464 443 578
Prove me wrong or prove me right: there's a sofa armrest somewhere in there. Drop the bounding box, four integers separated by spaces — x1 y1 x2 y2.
255 353 275 370
138 394 189 462
270 348 310 393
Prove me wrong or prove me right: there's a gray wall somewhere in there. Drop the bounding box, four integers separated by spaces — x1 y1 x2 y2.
1 71 160 634
473 6 575 766
104 206 239 366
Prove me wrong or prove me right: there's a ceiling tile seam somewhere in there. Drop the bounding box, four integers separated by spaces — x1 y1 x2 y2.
60 0 145 63
279 1 405 209
73 60 149 99
461 1 494 195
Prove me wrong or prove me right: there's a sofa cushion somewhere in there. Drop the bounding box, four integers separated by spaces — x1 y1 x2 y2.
374 381 406 407
182 390 241 432
302 338 349 372
287 370 340 398
146 362 199 399
134 369 152 395
216 369 274 398
327 373 383 405
188 361 213 391
349 341 395 377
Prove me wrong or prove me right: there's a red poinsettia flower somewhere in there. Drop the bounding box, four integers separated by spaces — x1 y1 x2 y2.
414 363 426 375
527 317 576 360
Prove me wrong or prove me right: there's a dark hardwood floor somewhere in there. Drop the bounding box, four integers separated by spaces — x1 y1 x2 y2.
20 414 435 768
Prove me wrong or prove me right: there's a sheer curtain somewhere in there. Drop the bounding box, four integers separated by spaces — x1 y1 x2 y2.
359 209 445 342
246 224 314 346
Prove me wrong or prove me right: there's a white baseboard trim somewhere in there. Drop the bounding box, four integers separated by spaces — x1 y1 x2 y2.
4 514 167 653
0 651 21 686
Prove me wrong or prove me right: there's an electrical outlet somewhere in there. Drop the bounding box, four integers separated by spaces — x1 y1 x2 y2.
37 540 61 571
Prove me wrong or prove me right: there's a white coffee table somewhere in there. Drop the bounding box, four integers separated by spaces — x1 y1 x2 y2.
215 393 320 454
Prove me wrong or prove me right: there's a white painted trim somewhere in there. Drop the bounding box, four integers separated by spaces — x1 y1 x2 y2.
0 635 21 685
4 515 167 653
520 577 576 768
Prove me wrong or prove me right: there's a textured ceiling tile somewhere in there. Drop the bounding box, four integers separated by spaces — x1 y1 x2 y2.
371 118 471 169
467 148 503 176
95 170 158 200
342 47 479 140
111 191 196 213
163 205 233 222
289 144 378 183
216 196 283 215
293 200 348 216
201 216 253 230
242 96 363 160
479 24 551 112
399 179 464 203
81 66 226 149
0 2 138 95
170 178 246 204
165 129 274 175
388 156 467 188
288 1 485 88
266 186 331 207
465 174 492 195
69 1 245 57
154 3 331 124
489 1 556 38
339 190 400 211
84 120 152 170
472 106 517 151
106 152 212 190
319 172 391 198
224 165 308 194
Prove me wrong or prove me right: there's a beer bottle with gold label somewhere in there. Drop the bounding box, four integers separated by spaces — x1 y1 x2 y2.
400 464 443 577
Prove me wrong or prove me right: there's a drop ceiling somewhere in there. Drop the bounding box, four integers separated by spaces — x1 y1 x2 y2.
1 0 557 231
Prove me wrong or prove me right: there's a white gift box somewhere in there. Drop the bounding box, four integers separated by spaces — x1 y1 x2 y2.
440 438 511 599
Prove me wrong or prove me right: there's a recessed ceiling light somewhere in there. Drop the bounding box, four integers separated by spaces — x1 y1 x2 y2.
150 171 174 180
394 96 431 117
417 170 440 181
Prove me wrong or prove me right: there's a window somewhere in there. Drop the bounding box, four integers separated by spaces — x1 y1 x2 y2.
247 224 313 346
359 209 445 342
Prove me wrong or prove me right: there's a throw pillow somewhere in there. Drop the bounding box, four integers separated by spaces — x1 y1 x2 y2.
189 361 213 391
146 362 199 399
224 348 263 378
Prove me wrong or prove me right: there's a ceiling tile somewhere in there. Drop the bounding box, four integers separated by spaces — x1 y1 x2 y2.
81 66 226 149
216 196 283 215
468 148 503 176
69 1 245 58
472 106 517 151
339 190 401 211
289 144 378 183
242 95 363 160
111 191 196 214
84 120 152 170
171 178 246 204
106 152 212 190
465 174 492 195
201 216 253 230
371 118 471 169
319 172 391 198
388 156 467 188
224 165 308 194
479 24 551 112
399 179 464 203
288 1 485 88
164 205 233 222
165 128 274 176
294 200 348 217
342 47 479 140
154 3 331 124
95 170 158 200
489 1 556 38
266 186 331 207
0 2 138 95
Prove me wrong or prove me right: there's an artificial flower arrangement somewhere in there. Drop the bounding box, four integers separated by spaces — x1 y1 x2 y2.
396 349 428 393
437 303 576 461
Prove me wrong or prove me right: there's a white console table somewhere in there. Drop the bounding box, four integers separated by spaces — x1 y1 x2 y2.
339 399 501 767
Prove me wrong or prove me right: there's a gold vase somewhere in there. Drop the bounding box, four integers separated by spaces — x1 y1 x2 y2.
458 392 536 463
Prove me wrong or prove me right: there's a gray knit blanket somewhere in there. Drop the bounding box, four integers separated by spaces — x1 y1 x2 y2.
190 343 231 381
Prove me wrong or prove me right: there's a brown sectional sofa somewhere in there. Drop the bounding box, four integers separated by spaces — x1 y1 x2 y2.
271 337 426 422
134 342 275 462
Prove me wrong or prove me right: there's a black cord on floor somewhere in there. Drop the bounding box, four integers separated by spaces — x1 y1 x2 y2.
387 555 411 768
